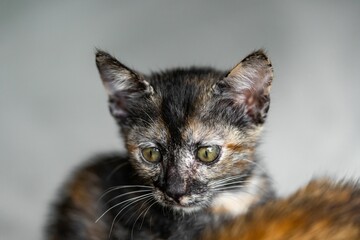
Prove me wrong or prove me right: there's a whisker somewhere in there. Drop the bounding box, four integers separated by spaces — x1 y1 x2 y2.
209 174 250 188
131 199 157 239
139 200 157 230
106 162 129 180
108 194 153 238
126 198 154 225
212 173 250 182
209 158 273 186
211 179 254 188
213 186 243 191
209 174 249 186
98 185 153 201
214 180 269 195
96 193 153 223
105 189 152 205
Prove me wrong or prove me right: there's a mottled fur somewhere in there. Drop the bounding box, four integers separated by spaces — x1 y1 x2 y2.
202 179 360 240
46 50 274 239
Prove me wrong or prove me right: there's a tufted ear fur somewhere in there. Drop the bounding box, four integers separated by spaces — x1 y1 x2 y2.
95 50 154 119
214 50 273 124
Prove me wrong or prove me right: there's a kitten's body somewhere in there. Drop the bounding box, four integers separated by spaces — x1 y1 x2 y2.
202 179 360 240
47 51 274 239
46 50 360 240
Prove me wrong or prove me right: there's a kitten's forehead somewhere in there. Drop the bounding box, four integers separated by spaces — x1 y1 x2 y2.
148 68 224 144
149 68 222 105
131 68 264 145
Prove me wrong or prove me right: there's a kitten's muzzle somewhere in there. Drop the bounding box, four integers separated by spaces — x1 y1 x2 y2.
153 179 208 209
154 164 188 204
155 176 187 204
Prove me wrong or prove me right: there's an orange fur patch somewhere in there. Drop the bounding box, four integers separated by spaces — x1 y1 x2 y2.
202 179 360 240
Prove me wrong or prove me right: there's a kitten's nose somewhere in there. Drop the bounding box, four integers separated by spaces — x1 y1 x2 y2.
163 165 187 203
165 187 186 203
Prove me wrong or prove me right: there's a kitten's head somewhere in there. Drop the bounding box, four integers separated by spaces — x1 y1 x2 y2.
96 50 273 214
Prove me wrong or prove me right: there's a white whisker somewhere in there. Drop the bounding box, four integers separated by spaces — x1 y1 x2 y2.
131 199 157 239
211 179 254 188
126 198 154 225
105 189 152 205
98 185 153 201
139 200 157 230
214 180 268 194
96 193 153 223
209 174 249 186
108 194 153 238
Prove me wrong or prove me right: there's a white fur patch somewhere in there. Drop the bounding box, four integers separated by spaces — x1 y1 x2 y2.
210 171 268 217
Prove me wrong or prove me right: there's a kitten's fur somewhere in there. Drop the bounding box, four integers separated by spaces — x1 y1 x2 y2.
46 50 274 239
202 178 360 240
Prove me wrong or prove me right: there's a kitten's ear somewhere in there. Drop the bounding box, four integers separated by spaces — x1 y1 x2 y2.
95 50 154 119
215 50 273 124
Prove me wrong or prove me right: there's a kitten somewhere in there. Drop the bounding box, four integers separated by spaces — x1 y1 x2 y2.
202 178 360 240
46 50 275 239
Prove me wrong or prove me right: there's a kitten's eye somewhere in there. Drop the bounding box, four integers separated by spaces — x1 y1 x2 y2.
141 147 161 163
196 146 220 163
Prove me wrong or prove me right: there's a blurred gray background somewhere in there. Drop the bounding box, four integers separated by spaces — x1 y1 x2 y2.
1 1 359 239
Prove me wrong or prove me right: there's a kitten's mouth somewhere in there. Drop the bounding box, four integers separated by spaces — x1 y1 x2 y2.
164 194 193 206
166 197 204 213
153 189 206 212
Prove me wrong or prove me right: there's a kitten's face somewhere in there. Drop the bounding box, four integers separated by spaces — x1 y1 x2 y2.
96 50 273 213
126 120 262 212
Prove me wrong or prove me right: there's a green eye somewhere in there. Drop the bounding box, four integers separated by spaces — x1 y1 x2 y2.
196 146 220 163
141 147 161 163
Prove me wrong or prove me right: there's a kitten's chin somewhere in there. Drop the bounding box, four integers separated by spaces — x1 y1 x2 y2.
172 205 203 214
157 198 206 213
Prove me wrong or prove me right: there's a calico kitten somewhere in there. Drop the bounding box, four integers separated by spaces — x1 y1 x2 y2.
202 178 360 240
46 50 274 239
